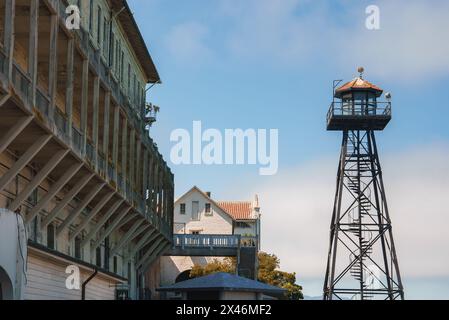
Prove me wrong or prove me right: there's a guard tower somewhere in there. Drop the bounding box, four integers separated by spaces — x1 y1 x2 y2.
323 68 404 300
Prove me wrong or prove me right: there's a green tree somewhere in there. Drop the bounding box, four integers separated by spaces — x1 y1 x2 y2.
189 252 303 300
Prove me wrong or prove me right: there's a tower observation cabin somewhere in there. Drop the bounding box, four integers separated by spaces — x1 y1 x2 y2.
327 68 392 131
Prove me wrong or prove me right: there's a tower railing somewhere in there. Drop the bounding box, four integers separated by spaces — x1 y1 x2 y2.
327 101 391 120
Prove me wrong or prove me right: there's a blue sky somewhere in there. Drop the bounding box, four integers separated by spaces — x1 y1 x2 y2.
128 0 449 299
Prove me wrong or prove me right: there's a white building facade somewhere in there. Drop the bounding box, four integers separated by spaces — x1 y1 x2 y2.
160 186 261 287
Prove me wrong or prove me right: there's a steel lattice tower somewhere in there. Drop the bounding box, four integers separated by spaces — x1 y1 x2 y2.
323 68 404 300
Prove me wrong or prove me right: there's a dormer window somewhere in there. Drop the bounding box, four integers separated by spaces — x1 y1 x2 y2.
205 203 211 216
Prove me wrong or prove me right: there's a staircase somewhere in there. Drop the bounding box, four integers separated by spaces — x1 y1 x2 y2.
346 138 376 300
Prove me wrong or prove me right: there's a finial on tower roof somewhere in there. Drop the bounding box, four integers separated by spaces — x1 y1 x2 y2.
357 67 365 79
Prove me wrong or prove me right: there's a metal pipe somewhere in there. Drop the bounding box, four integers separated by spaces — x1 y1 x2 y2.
81 268 98 300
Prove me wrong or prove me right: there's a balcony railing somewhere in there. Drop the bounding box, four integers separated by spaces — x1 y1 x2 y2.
327 101 392 131
54 108 68 136
36 88 50 117
173 234 257 249
12 63 32 106
72 126 83 154
86 141 95 162
3 1 174 242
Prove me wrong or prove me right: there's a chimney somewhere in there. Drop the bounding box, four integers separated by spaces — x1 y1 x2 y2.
206 192 211 198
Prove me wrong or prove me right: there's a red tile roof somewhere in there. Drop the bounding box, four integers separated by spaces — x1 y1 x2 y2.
217 201 254 220
335 77 383 98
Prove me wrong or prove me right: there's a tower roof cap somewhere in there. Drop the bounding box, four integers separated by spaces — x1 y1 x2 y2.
335 76 383 98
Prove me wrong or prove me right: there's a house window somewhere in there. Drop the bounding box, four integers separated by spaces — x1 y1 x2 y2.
47 224 55 249
180 203 186 215
192 201 200 221
205 203 211 215
235 222 251 229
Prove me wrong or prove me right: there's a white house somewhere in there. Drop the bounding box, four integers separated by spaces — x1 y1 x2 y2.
160 186 261 287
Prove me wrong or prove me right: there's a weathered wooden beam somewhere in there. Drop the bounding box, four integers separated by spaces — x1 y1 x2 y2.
142 149 148 201
8 149 69 212
0 116 33 154
92 76 100 169
110 219 145 257
48 9 59 120
141 243 170 272
125 229 157 263
65 39 74 139
112 105 120 182
135 139 141 194
0 135 51 194
0 94 11 107
41 172 95 228
4 0 16 81
56 182 106 236
28 0 39 106
88 205 132 250
136 236 164 269
26 162 83 223
103 92 111 162
121 118 128 191
81 59 89 155
129 129 135 193
81 200 126 248
69 191 115 241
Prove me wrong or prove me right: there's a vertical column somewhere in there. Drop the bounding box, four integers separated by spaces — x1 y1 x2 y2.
112 105 120 183
152 160 159 215
121 118 128 193
129 129 136 198
92 76 100 169
4 0 16 82
146 150 154 212
136 140 141 191
81 59 89 155
66 39 74 140
142 148 148 205
48 6 59 120
103 91 111 167
28 0 39 106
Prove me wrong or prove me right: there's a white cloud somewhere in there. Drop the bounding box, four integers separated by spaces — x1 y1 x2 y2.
218 0 449 81
164 21 213 63
253 143 449 281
